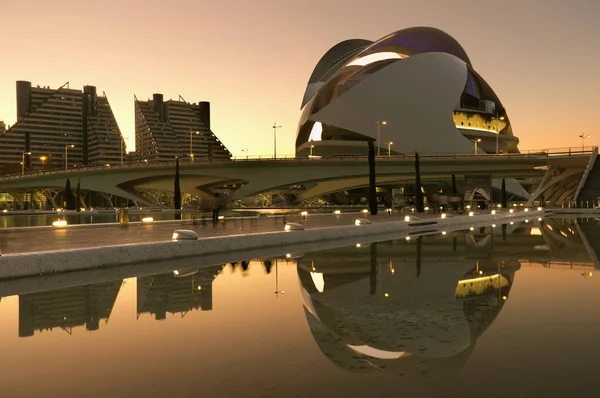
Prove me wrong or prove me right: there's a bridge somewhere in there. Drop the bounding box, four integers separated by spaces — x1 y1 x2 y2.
0 148 595 207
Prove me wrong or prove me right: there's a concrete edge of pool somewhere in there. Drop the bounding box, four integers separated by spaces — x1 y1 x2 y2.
0 210 546 280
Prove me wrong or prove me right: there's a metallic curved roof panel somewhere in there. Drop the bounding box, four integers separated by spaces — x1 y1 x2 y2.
301 39 373 109
359 26 472 67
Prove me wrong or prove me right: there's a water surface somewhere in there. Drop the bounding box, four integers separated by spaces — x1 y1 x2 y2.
1 217 599 397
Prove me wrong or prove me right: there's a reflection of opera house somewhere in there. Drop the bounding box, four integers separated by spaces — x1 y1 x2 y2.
297 242 516 379
297 27 518 157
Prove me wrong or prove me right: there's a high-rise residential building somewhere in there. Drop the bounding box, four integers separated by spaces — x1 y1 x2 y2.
135 94 231 162
0 81 124 172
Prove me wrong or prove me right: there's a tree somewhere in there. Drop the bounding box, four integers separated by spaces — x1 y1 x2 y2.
415 152 424 212
64 178 75 210
451 174 458 211
368 141 377 215
501 178 508 208
452 174 457 196
174 157 181 218
76 180 81 212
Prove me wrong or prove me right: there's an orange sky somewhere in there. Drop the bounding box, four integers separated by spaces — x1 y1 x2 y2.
1 0 598 156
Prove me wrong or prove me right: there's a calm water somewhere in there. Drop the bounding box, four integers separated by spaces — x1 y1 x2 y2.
1 218 600 397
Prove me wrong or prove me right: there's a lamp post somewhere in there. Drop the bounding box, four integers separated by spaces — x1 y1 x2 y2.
491 115 505 154
273 123 282 159
472 138 482 155
21 151 31 176
65 144 74 171
375 121 387 156
386 141 393 157
309 144 315 157
190 130 200 162
579 134 590 152
40 156 47 168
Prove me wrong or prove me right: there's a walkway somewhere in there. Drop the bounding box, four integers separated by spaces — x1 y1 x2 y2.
0 213 416 255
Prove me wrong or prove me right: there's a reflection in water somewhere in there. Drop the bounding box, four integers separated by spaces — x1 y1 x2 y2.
137 264 225 320
5 217 600 349
297 236 518 380
18 280 122 337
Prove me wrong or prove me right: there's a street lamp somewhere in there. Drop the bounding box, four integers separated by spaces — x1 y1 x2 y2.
472 138 482 154
40 156 47 168
386 141 394 157
21 151 31 176
190 130 200 162
491 115 505 154
65 144 74 171
579 134 590 152
273 123 282 159
375 121 387 156
309 143 315 157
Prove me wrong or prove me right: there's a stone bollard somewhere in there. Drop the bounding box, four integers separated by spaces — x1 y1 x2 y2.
119 208 129 226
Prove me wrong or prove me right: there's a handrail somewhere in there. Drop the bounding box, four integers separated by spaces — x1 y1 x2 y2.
1 146 596 180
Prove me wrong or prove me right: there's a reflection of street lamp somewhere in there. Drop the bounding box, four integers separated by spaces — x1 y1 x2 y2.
491 115 505 154
21 151 31 175
579 134 590 152
309 143 315 156
190 130 200 162
472 138 482 154
65 144 74 171
386 141 393 157
375 121 387 156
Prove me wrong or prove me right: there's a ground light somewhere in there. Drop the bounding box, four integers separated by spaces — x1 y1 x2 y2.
52 220 67 227
300 211 308 218
284 222 304 231
172 230 199 241
362 209 369 214
142 217 154 223
355 218 372 225
333 210 341 215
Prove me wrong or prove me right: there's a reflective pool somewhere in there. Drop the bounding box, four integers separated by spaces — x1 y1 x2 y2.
1 217 599 397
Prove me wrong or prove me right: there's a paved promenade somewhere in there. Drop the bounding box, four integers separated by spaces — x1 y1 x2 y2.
0 213 416 255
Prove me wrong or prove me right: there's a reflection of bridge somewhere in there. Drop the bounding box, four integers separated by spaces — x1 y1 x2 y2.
0 149 594 206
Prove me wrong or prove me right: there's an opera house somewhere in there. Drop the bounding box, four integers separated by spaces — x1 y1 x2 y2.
296 27 518 157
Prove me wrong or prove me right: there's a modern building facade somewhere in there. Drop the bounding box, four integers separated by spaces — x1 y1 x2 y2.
0 81 124 173
135 94 231 162
297 27 519 157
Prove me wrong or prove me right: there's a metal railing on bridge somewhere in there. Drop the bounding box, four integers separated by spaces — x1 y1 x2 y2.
1 146 596 180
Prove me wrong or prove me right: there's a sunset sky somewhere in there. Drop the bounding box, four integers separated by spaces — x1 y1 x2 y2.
1 0 598 156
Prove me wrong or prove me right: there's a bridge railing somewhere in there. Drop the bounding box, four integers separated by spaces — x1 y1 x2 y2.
1 146 596 180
